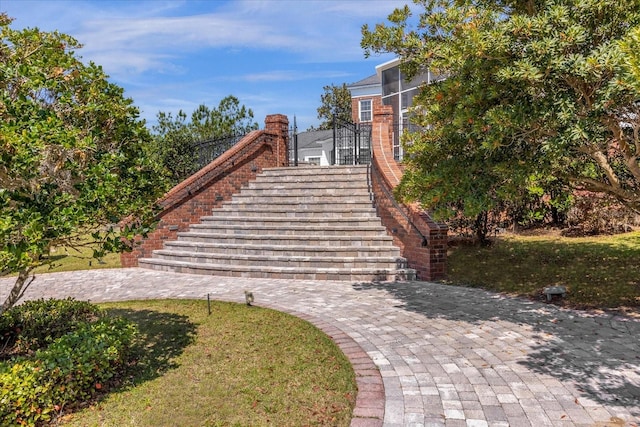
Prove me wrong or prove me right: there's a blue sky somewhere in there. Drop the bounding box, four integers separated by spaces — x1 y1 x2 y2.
2 0 404 131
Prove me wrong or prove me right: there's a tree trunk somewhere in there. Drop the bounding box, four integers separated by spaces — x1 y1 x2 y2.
0 268 34 315
474 211 490 246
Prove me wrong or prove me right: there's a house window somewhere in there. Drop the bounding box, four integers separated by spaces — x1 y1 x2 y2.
306 156 320 165
359 99 372 122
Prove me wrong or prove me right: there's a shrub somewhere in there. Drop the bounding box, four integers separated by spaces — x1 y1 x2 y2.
0 298 101 357
564 193 640 236
0 301 137 426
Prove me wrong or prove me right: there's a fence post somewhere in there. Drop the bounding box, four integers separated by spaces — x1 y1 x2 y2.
332 115 337 165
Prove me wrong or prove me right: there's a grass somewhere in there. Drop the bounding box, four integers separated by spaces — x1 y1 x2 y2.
33 244 121 274
446 230 640 310
60 299 356 427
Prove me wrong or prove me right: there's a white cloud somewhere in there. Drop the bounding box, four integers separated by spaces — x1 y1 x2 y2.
239 70 352 83
3 0 403 130
6 0 405 78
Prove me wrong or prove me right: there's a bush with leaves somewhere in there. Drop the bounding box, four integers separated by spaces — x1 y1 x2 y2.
0 299 136 426
0 298 101 357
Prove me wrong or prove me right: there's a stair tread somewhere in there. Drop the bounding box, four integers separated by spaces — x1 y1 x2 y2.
140 258 405 273
177 231 393 240
199 216 380 222
190 224 386 230
153 249 404 261
164 241 396 250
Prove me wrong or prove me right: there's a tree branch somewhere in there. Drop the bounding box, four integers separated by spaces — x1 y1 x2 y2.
577 144 622 189
569 176 640 213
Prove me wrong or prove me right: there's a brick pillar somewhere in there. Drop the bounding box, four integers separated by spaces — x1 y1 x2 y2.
265 114 289 167
373 104 394 158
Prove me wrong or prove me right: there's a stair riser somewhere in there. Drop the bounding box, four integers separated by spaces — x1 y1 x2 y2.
249 179 367 187
139 261 398 282
187 226 387 237
198 218 383 227
254 176 368 185
230 195 372 204
215 209 378 219
163 244 401 257
238 187 369 196
153 253 406 269
177 235 393 246
260 166 368 177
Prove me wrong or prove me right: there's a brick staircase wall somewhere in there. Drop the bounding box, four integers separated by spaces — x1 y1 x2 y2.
370 104 448 281
121 114 289 267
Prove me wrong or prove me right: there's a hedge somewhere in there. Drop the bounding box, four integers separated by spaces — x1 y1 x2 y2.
0 300 136 426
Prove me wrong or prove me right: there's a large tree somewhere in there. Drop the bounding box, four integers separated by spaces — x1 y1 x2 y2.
315 83 352 130
151 96 258 184
0 15 166 312
362 0 640 234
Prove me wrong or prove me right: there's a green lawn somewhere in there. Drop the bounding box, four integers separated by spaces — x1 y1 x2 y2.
446 230 640 310
60 299 356 426
33 244 121 274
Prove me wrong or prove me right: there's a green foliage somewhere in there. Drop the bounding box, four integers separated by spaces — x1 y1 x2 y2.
621 25 640 92
0 14 167 312
0 298 101 356
362 0 640 231
0 299 136 426
315 83 353 130
150 95 258 184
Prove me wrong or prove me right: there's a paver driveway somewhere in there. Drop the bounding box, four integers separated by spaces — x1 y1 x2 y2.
1 268 638 427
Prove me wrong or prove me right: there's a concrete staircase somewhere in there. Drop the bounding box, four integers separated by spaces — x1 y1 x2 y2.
138 165 413 281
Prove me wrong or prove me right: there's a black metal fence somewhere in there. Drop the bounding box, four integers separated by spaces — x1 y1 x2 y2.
193 134 245 169
288 117 372 166
170 134 246 184
332 118 372 165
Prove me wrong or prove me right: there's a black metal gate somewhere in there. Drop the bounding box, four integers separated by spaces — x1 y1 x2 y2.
288 116 372 166
331 117 372 165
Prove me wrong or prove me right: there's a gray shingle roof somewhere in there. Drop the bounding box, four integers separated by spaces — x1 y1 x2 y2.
295 129 333 149
347 74 380 88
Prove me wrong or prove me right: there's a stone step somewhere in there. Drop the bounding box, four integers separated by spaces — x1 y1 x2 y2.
139 165 411 282
138 258 412 282
176 232 395 246
221 200 374 210
188 223 387 237
228 194 372 203
163 241 401 257
245 181 369 191
238 185 369 196
260 165 368 178
198 216 383 227
215 206 378 218
151 250 408 269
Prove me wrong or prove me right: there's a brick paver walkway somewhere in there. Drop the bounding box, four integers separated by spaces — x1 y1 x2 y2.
1 269 638 427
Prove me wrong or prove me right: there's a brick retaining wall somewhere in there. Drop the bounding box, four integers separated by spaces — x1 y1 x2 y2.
370 105 447 281
121 114 289 267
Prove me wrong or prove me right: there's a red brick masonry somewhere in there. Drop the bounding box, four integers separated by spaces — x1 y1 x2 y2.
121 114 289 267
370 105 447 281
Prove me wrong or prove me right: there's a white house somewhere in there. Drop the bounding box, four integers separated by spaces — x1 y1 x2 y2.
292 129 334 166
